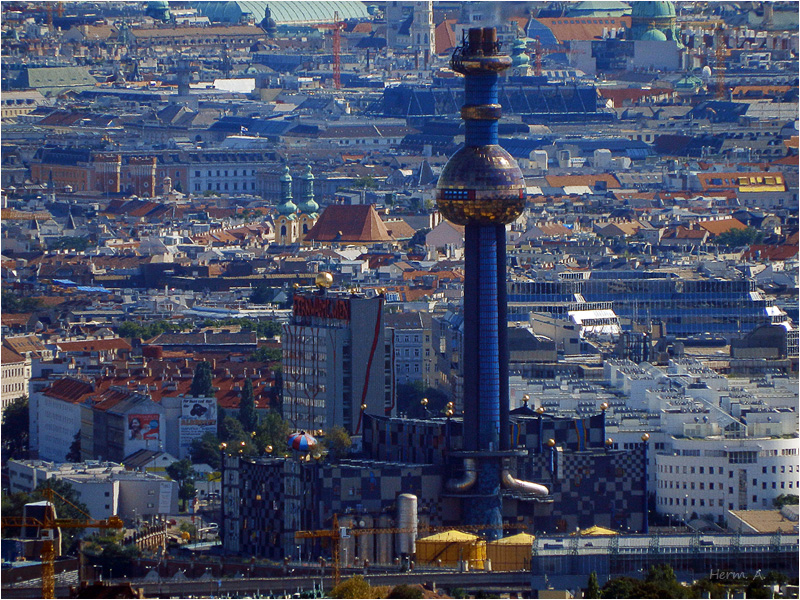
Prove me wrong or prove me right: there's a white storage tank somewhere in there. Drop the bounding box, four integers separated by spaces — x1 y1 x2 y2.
396 493 418 555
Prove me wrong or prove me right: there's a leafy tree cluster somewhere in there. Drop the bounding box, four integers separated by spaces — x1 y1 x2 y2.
1 290 42 314
715 226 764 248
250 346 282 363
773 493 799 508
165 459 196 511
190 361 214 397
397 381 450 419
320 425 352 460
201 317 282 338
83 532 139 579
117 319 190 341
2 396 29 460
189 410 293 468
353 175 378 190
1 479 91 552
599 565 690 599
49 236 95 251
329 575 378 599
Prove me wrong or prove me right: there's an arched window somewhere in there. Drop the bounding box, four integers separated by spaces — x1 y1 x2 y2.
281 225 287 237
303 224 309 234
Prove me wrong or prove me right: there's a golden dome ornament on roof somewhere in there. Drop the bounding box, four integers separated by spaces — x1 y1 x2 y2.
315 272 334 289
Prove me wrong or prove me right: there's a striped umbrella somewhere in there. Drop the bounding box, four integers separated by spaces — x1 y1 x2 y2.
287 431 317 452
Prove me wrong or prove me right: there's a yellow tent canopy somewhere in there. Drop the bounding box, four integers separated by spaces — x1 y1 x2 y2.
487 532 536 545
571 525 618 536
486 533 536 571
417 530 480 543
416 530 485 569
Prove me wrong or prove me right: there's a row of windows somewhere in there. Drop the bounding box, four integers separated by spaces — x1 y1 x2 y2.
195 169 257 177
660 480 798 491
4 367 27 378
659 496 733 509
196 181 257 192
2 382 26 393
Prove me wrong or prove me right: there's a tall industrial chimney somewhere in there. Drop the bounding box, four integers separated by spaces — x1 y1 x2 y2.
437 28 548 539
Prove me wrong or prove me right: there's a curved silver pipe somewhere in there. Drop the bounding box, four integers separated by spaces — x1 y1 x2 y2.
445 458 477 492
501 460 549 496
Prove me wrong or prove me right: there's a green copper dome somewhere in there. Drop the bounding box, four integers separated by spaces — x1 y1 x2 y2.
277 166 297 217
641 27 668 41
297 165 319 215
511 38 530 67
631 1 676 19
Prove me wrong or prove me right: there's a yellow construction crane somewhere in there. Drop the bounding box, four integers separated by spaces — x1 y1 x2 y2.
295 516 527 586
1 488 124 599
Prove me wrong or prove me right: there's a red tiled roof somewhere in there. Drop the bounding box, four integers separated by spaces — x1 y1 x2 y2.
434 18 457 55
43 377 94 404
305 205 395 243
742 244 799 261
57 338 132 353
535 16 631 42
697 218 747 236
1 347 25 364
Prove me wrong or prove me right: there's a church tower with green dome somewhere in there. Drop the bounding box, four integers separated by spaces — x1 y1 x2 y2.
296 165 319 244
275 166 298 245
510 38 533 76
629 1 682 46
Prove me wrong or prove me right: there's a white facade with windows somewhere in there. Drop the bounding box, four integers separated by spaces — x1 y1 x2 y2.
655 436 800 524
1 349 31 412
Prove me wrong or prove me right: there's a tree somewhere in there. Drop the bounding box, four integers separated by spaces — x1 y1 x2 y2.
253 411 291 456
66 431 81 462
715 226 763 248
218 415 247 446
250 284 273 305
238 378 259 432
773 494 799 508
2 396 29 460
165 459 196 511
322 425 352 460
189 432 222 470
190 361 214 398
1 290 42 313
250 346 282 363
587 571 601 599
83 532 139 579
353 176 377 190
329 575 374 599
388 584 424 599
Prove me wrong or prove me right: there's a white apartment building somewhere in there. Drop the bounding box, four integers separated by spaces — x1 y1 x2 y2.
1 347 31 412
656 436 800 523
8 460 179 522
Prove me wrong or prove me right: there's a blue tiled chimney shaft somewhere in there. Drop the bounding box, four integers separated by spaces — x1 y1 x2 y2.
437 27 527 539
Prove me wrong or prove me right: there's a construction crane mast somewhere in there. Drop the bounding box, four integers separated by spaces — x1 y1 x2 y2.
317 12 344 89
1 488 124 599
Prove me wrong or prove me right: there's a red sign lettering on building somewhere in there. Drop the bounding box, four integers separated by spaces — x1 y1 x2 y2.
293 294 351 321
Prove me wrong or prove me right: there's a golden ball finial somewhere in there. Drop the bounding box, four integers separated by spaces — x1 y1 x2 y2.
605 438 614 446
315 272 334 289
266 445 273 453
536 406 545 414
641 433 650 442
600 402 609 411
421 398 428 407
360 403 367 411
546 438 556 447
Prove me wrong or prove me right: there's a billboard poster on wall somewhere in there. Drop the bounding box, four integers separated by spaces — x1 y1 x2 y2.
128 414 160 441
179 397 218 458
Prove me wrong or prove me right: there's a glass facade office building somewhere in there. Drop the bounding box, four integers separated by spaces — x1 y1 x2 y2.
508 271 790 338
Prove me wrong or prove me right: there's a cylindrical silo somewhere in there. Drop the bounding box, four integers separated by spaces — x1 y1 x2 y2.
397 494 418 555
